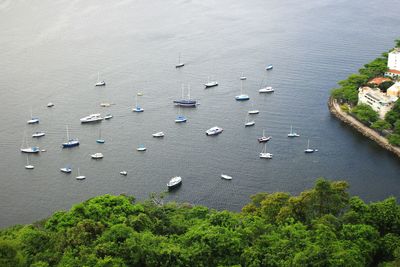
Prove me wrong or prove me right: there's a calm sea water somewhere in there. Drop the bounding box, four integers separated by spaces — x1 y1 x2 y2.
0 0 399 228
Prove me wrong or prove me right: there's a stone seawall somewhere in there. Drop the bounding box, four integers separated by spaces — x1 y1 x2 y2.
328 97 400 159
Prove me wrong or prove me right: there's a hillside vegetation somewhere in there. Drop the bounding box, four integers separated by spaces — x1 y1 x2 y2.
1 178 399 266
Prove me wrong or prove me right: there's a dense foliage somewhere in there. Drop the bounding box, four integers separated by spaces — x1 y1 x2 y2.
351 104 378 125
1 179 399 266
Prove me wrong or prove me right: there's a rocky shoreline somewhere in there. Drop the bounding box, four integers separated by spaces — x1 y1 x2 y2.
328 97 400 159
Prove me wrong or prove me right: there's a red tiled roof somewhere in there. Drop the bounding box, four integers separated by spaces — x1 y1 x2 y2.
387 69 400 75
368 77 391 85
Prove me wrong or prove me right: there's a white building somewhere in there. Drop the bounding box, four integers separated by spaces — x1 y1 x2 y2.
386 48 400 78
387 82 400 98
358 87 398 119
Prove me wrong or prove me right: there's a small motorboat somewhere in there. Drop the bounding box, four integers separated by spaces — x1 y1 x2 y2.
245 121 255 127
27 117 39 124
120 171 128 176
100 103 111 107
32 132 45 138
91 152 104 159
152 131 165 137
137 145 146 151
206 126 223 136
248 110 259 114
137 92 144 96
259 86 274 93
60 166 72 173
167 176 182 190
204 81 218 88
266 64 273 70
221 174 232 180
235 94 250 101
175 115 187 123
47 102 54 107
104 114 113 120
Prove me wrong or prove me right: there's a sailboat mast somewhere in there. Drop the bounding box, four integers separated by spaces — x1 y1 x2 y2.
66 125 70 141
181 84 184 99
188 84 191 100
240 80 243 94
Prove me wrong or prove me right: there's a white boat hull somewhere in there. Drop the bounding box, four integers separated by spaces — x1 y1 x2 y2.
221 174 232 180
260 153 273 159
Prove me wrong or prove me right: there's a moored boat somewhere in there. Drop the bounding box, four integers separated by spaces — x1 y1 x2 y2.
104 114 113 120
152 131 165 137
60 166 72 173
167 176 182 190
258 130 271 143
120 171 128 176
221 174 232 180
95 72 106 86
32 132 45 138
259 86 274 93
80 113 103 123
266 64 273 70
91 152 104 159
206 126 223 136
62 125 79 148
21 147 40 153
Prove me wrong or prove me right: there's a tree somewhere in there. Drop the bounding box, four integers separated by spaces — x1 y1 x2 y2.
371 119 391 131
388 134 400 146
352 104 379 124
379 80 394 92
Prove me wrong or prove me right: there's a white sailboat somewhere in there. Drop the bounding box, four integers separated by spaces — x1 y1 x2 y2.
76 168 86 180
235 79 250 101
248 104 259 114
288 125 300 137
245 113 255 127
204 76 218 88
25 156 34 169
304 139 315 153
27 108 39 124
21 132 40 153
95 72 106 86
240 72 247 80
259 143 273 159
175 53 185 68
132 94 144 112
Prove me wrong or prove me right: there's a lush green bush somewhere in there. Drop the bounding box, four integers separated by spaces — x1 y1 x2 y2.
351 104 379 124
388 134 400 146
385 99 400 126
1 179 399 266
371 119 391 131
